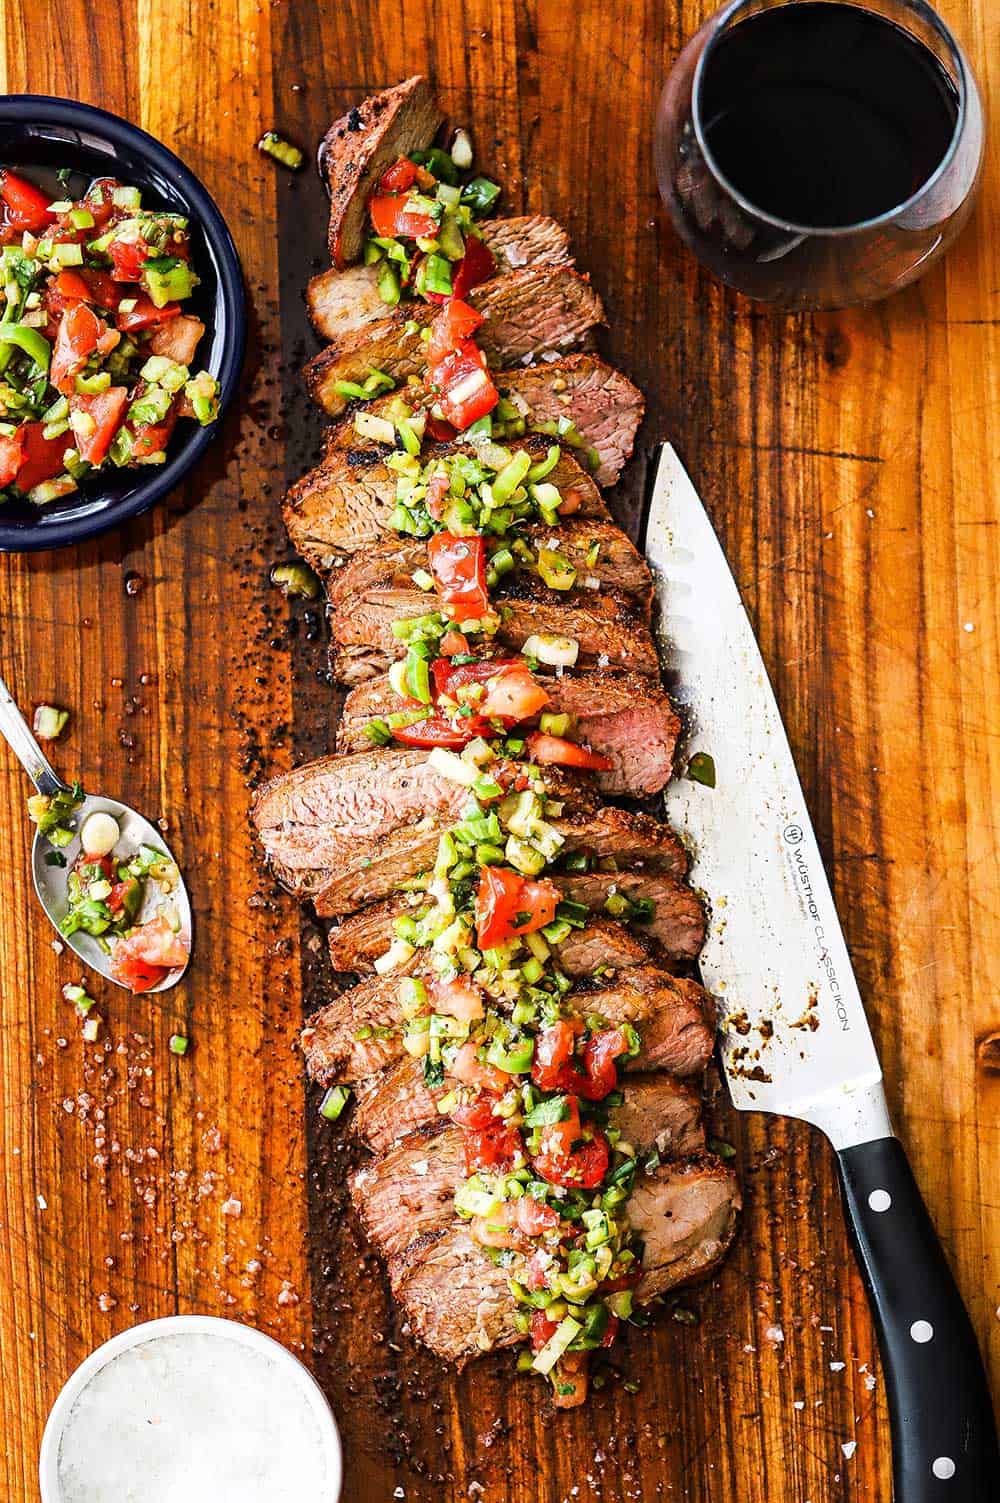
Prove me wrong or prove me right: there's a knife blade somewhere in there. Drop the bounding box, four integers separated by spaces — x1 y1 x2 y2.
644 443 998 1500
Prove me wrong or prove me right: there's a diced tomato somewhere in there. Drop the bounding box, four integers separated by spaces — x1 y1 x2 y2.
452 236 497 298
531 1020 585 1091
451 1096 501 1131
425 414 457 443
377 158 418 194
391 715 476 749
130 400 178 461
0 430 24 488
369 193 437 241
580 1028 630 1101
107 877 141 916
52 269 91 302
479 664 550 722
50 302 104 393
108 237 150 282
475 865 561 949
448 1037 510 1095
426 298 484 365
70 387 129 466
14 423 66 492
432 655 510 701
432 340 498 430
430 977 486 1023
427 531 490 620
514 1195 561 1236
437 629 469 656
84 178 121 228
0 170 53 231
116 914 189 969
76 853 115 882
109 950 169 993
463 1119 523 1175
530 1310 560 1352
527 732 612 772
534 1128 610 1190
115 292 179 331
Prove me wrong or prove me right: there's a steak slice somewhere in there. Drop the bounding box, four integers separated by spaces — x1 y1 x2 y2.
630 1158 742 1301
326 354 644 488
307 215 573 342
338 666 679 797
326 520 652 615
252 748 591 886
388 1155 740 1366
302 806 690 917
319 76 442 268
303 965 715 1090
350 1079 704 1259
284 436 606 572
305 266 605 417
328 903 661 976
556 872 706 963
328 584 659 683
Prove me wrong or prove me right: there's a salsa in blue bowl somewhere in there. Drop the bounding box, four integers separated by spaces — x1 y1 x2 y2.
0 95 245 551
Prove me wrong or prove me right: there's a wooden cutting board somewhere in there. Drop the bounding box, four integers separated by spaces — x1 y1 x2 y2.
0 2 997 1499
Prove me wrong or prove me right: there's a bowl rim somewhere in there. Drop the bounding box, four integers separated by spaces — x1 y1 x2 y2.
0 93 246 553
37 1313 343 1501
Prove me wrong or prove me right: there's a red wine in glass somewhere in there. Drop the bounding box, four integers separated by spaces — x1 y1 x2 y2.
655 0 984 309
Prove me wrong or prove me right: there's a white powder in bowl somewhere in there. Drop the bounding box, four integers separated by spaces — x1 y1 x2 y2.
57 1332 333 1503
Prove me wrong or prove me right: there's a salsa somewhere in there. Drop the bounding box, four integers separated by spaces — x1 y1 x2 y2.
361 747 648 1405
28 792 190 992
0 168 219 506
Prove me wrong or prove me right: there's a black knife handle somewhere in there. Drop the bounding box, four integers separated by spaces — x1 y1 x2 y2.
837 1137 1000 1498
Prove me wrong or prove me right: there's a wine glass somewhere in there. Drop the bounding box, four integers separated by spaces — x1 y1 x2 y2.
654 0 985 310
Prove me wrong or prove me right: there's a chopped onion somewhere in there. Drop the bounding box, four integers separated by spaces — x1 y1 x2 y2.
521 633 579 668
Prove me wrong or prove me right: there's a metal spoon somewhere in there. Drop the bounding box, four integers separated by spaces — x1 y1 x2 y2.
0 673 191 992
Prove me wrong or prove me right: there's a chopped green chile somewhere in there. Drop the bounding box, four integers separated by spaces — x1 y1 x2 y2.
687 751 717 787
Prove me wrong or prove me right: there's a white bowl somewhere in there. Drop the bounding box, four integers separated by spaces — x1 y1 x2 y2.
39 1315 342 1503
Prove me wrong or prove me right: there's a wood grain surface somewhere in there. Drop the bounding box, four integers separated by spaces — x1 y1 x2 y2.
0 2 997 1499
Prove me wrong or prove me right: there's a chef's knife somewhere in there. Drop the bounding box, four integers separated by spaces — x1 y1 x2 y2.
644 444 999 1500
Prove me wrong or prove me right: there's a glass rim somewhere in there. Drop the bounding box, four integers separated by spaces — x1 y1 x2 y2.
691 0 972 238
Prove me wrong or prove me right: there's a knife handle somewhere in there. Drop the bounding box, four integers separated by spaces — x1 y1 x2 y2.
837 1136 999 1499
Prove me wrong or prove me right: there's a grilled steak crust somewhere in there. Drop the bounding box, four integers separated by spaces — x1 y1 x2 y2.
338 667 679 797
329 584 659 683
325 354 644 488
327 520 652 615
630 1157 742 1301
305 266 605 417
301 805 690 916
320 76 442 268
351 1079 704 1259
307 215 573 342
284 437 606 572
252 748 592 882
388 1154 739 1365
328 902 661 976
303 964 715 1090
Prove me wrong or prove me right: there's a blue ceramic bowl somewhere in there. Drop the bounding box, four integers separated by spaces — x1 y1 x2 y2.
0 95 246 551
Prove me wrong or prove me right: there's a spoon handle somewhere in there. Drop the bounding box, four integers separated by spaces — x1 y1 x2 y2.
0 673 69 798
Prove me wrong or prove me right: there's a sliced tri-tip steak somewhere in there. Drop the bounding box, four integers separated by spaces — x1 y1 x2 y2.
338 666 680 798
301 806 691 918
307 215 573 342
284 436 606 573
326 520 653 616
329 585 660 685
350 1080 705 1260
328 902 663 977
304 266 605 418
325 354 645 488
629 1157 742 1301
387 1154 740 1366
319 75 443 268
556 871 706 963
252 748 593 892
303 965 715 1089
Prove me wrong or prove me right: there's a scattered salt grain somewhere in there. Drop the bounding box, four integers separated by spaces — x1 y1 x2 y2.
830 1361 846 1372
220 1198 242 1218
37 1194 47 1211
842 1442 857 1459
764 1325 784 1346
